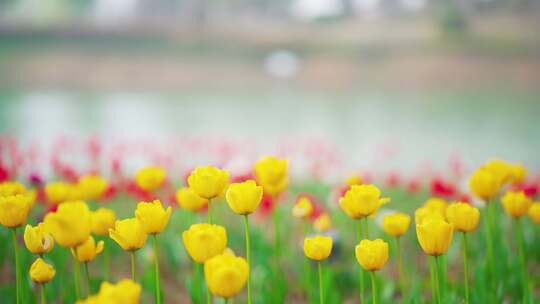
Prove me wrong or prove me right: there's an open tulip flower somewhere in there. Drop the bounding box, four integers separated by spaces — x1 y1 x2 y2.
204 253 249 301
30 258 55 304
73 236 104 295
135 199 171 304
135 166 166 192
188 166 230 223
176 187 208 212
24 223 54 256
109 218 148 281
78 174 108 201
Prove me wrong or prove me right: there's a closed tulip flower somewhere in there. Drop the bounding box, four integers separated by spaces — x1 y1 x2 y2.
78 175 108 201
484 159 513 184
501 191 532 218
73 236 104 262
135 200 172 235
44 201 91 248
0 194 33 228
135 166 166 192
304 235 333 261
416 217 453 256
188 166 230 200
182 223 227 263
44 181 73 205
355 239 389 271
176 187 207 212
98 279 142 304
423 198 448 214
529 203 540 224
29 258 56 283
226 180 263 215
313 213 332 232
339 184 390 219
0 181 27 196
469 167 502 201
382 212 411 237
109 218 148 251
292 196 313 219
91 208 117 236
205 253 249 299
415 206 445 225
446 202 480 232
509 163 527 184
254 156 288 197
24 223 54 255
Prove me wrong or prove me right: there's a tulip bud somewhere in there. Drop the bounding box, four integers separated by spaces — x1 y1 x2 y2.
292 196 313 219
176 187 207 212
109 218 148 251
98 279 142 304
528 203 540 224
226 180 263 215
303 235 333 261
78 175 108 201
91 208 117 236
445 202 480 232
254 156 288 198
187 166 230 200
29 258 55 283
339 184 390 219
416 217 453 256
204 253 249 298
382 212 411 237
73 236 104 262
355 239 389 271
501 191 532 218
313 213 332 232
135 166 166 192
135 200 172 235
182 223 227 263
0 193 32 228
469 167 502 201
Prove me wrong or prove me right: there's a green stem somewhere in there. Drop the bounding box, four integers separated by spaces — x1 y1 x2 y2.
243 215 252 304
131 251 136 281
224 298 229 304
318 261 324 304
84 262 91 297
207 282 212 304
303 222 312 303
461 233 469 304
370 271 377 304
515 218 528 303
396 236 406 303
357 220 365 304
272 206 281 260
73 250 81 300
484 201 495 285
103 244 110 281
434 256 441 304
207 199 213 224
363 217 369 239
11 228 20 304
429 256 440 304
153 235 162 304
40 283 47 304
438 255 447 301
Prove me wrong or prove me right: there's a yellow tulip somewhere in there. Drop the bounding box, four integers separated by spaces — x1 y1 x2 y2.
226 180 263 215
445 202 480 232
176 187 208 212
135 166 166 192
91 208 117 236
73 236 104 262
204 253 249 298
346 174 363 186
97 279 142 304
528 203 540 224
134 200 172 235
416 217 453 256
484 159 513 184
78 175 108 201
0 181 27 196
44 201 91 248
254 156 288 197
339 184 390 219
382 212 411 237
182 223 227 263
187 166 230 200
415 206 445 225
469 167 502 201
0 194 32 228
501 191 532 218
423 198 448 214
509 163 527 184
24 223 54 255
313 213 332 232
44 181 73 205
109 218 148 251
355 239 389 271
303 235 333 261
29 258 56 283
292 196 313 219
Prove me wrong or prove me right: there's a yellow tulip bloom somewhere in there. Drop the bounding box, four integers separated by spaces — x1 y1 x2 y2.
509 163 527 184
484 159 513 184
469 167 502 201
24 223 54 255
73 236 104 262
29 258 56 283
0 181 27 196
44 201 91 248
78 175 108 201
528 203 540 224
44 181 73 205
416 217 453 256
415 206 445 225
292 196 314 219
501 191 532 218
313 213 332 232
339 184 390 219
91 208 117 236
226 180 263 215
187 166 230 200
204 253 249 298
303 235 333 261
0 194 32 228
134 200 172 235
382 212 411 237
355 239 389 271
346 174 363 186
135 166 166 192
445 202 480 232
182 223 227 263
176 187 208 212
109 218 148 251
97 279 142 304
423 198 448 214
254 156 288 197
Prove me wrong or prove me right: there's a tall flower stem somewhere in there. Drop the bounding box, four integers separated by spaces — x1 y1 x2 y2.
200 262 212 304
303 222 312 303
429 256 440 304
461 232 470 304
153 235 162 304
357 220 365 304
243 215 252 304
40 283 47 304
103 244 110 281
370 271 377 304
484 201 495 284
131 251 136 281
11 228 20 304
439 255 447 301
84 262 91 296
207 199 213 224
363 217 369 239
514 218 528 303
395 236 406 303
318 261 324 304
73 250 81 300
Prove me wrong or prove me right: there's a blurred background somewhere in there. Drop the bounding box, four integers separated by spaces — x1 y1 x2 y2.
1 0 540 179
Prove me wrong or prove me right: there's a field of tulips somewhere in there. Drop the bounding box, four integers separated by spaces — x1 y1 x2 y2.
1 147 540 304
